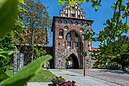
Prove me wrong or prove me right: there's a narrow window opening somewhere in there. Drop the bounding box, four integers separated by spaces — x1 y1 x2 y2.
59 29 64 38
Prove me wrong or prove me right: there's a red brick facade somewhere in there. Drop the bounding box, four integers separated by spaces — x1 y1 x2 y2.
52 2 93 68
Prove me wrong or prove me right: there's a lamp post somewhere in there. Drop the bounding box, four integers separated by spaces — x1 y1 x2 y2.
81 51 87 76
65 58 68 71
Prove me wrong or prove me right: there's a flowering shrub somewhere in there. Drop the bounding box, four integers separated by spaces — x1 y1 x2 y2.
51 76 76 86
58 80 76 86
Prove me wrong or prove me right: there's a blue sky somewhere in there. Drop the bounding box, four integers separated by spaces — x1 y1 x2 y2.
42 0 128 48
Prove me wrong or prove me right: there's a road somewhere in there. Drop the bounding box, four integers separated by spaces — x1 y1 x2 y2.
68 69 129 86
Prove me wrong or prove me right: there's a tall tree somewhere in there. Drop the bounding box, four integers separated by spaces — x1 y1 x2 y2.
93 0 129 70
21 0 51 61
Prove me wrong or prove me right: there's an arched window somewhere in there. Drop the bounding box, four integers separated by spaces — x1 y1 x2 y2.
75 21 78 25
66 31 81 49
75 33 78 38
64 26 69 31
75 42 78 47
67 33 71 40
66 14 68 17
75 33 78 42
69 21 73 24
59 29 64 38
80 22 84 26
80 28 84 32
72 6 75 10
85 23 89 27
58 20 62 23
64 20 67 24
67 41 71 47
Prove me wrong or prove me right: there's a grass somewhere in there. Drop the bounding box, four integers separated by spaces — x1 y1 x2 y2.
28 69 56 82
5 68 56 82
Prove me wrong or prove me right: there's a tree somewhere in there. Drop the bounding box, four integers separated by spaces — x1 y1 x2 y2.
92 36 129 70
93 0 129 70
113 36 129 70
21 0 51 61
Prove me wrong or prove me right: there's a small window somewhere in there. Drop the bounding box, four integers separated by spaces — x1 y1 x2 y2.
75 21 78 25
71 14 75 17
67 33 71 39
75 33 78 38
67 41 71 46
78 15 80 18
80 22 84 26
72 6 75 10
85 23 89 27
69 21 73 24
59 29 63 38
58 20 62 23
80 28 84 32
64 26 69 31
64 20 67 24
66 14 68 17
75 42 78 47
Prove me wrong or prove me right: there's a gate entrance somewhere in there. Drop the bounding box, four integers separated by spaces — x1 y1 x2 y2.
67 53 79 69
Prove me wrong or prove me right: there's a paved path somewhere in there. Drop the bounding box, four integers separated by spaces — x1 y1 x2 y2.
49 69 120 86
27 82 53 86
68 69 129 86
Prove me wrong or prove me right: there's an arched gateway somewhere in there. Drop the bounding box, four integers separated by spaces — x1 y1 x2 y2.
51 1 93 69
67 53 79 69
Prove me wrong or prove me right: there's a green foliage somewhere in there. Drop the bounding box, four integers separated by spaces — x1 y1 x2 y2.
92 36 129 70
18 0 25 5
0 0 53 86
0 0 18 37
58 0 66 5
0 34 13 50
34 48 47 58
52 76 65 81
83 0 129 70
22 0 51 29
0 0 23 81
0 50 14 73
0 72 9 82
5 68 13 77
68 0 75 6
0 49 13 81
0 55 52 86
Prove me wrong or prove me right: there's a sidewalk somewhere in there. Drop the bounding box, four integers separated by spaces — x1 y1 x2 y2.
27 82 53 86
49 69 120 86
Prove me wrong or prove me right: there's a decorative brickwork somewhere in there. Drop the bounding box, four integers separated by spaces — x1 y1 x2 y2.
52 1 93 69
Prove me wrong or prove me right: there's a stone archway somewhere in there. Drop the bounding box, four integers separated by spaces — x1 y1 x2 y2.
67 53 79 69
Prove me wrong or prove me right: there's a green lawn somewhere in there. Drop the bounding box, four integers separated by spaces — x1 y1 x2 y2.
5 69 56 82
28 69 56 82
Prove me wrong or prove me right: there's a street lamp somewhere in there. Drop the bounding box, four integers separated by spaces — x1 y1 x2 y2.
81 51 87 76
65 58 68 71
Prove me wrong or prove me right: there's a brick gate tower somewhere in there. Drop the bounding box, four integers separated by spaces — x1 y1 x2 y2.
51 1 93 69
